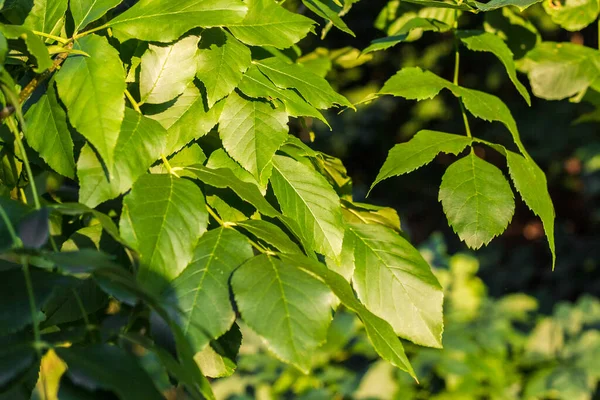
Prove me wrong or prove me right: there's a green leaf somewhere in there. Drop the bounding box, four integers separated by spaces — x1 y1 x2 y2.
363 17 450 54
70 0 122 33
231 254 332 373
473 0 542 11
0 268 69 335
55 35 126 170
218 91 289 184
271 155 345 259
77 108 167 207
543 0 599 31
279 253 416 378
23 0 67 36
302 0 354 37
256 57 352 109
119 174 208 294
196 28 252 107
371 130 472 190
457 30 530 105
145 81 224 155
206 148 261 191
164 228 253 352
439 152 515 249
379 67 528 156
56 345 163 400
107 0 248 43
43 279 107 327
195 324 242 378
237 65 328 125
0 25 52 72
140 35 199 105
24 84 75 178
523 42 600 100
505 151 556 269
236 219 303 254
483 7 541 60
349 223 443 348
185 164 279 217
228 0 315 49
0 197 29 251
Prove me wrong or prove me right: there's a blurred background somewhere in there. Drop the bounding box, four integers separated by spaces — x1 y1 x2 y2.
212 1 600 398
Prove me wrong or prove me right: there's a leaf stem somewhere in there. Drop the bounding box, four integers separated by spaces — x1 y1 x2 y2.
452 12 472 139
125 89 142 113
22 257 41 345
33 31 69 44
6 117 42 209
205 205 272 254
72 23 111 40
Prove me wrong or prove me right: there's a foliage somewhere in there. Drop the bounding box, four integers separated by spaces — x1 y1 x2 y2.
213 236 600 399
0 0 586 397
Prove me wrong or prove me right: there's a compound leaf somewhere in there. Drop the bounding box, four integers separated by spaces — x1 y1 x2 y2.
439 152 515 249
231 254 332 373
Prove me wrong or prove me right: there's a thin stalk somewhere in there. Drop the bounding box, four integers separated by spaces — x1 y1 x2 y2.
22 258 41 345
0 203 20 246
125 89 142 113
33 31 69 44
72 23 111 40
452 12 472 139
7 117 42 209
205 205 272 254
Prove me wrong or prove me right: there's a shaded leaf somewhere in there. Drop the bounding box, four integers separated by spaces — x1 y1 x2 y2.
24 84 75 178
236 219 302 254
231 254 332 373
0 25 52 72
164 228 253 352
364 17 450 54
119 174 208 294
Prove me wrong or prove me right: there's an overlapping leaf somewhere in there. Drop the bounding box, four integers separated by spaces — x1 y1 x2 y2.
119 174 208 294
55 34 126 170
302 0 354 37
70 0 121 33
231 254 333 373
270 155 345 259
228 0 315 49
165 228 253 352
542 0 599 31
349 223 444 348
218 91 289 184
23 0 67 35
256 57 352 109
457 30 530 105
146 81 224 155
24 84 75 178
196 28 251 107
439 152 515 249
0 25 52 72
140 35 199 104
77 108 167 207
364 17 450 54
108 0 248 42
